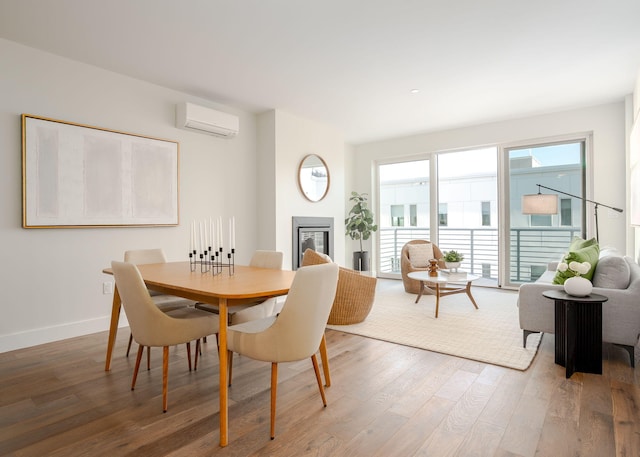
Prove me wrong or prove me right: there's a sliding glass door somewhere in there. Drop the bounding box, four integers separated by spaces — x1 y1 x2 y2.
504 139 586 288
377 158 430 278
437 148 498 285
376 148 497 284
375 138 588 288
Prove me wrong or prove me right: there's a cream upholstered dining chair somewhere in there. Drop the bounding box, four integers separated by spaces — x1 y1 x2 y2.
111 261 219 413
195 250 284 375
227 250 285 322
400 240 445 294
226 262 339 439
195 250 284 321
123 249 197 363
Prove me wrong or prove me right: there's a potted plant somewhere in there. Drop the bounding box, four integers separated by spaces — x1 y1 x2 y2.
345 191 378 271
442 250 464 272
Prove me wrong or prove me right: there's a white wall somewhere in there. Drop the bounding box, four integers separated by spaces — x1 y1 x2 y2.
354 102 629 257
632 71 640 260
0 39 260 352
258 110 346 269
635 71 640 121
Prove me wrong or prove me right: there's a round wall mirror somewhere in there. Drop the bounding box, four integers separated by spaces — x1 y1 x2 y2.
298 154 330 202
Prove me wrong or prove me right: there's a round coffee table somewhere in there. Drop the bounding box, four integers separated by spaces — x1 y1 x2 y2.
407 271 480 318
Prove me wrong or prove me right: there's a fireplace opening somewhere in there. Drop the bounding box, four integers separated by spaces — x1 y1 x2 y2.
292 216 334 269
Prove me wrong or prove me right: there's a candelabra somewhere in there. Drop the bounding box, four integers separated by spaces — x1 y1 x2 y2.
189 247 235 275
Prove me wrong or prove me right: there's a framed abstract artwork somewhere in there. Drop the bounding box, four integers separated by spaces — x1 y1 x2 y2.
22 114 179 228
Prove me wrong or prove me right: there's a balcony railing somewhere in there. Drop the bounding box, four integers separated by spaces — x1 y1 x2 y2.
379 226 581 284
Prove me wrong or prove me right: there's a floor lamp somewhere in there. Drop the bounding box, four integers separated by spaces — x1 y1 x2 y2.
522 183 623 241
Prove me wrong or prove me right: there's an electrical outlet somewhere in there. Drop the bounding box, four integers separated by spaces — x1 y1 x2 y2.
103 281 113 295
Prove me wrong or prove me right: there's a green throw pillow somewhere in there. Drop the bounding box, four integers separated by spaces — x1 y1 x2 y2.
568 236 598 251
552 243 600 284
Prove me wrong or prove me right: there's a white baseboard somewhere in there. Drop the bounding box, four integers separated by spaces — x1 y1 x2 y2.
0 314 129 353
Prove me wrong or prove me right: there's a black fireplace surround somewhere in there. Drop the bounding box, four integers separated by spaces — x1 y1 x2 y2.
292 216 334 270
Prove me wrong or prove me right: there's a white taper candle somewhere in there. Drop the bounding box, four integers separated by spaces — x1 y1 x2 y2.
232 216 236 249
200 221 205 253
190 220 194 253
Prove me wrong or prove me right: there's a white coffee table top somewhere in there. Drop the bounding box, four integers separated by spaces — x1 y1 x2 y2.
408 270 480 284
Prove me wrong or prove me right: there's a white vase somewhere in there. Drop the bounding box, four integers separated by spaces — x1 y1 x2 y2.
445 261 461 272
563 276 593 297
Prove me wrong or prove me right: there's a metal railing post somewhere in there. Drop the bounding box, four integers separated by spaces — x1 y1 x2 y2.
470 229 475 275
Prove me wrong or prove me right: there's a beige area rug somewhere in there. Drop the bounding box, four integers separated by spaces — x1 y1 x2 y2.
328 281 542 370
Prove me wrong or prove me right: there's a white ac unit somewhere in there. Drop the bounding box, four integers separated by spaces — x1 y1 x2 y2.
175 102 239 138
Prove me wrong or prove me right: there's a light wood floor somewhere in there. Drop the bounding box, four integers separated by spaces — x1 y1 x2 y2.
2 300 640 456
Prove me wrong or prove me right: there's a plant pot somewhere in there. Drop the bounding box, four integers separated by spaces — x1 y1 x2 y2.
445 261 461 272
564 276 593 297
353 251 370 271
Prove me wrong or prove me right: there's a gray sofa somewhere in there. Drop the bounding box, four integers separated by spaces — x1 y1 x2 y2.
518 250 640 366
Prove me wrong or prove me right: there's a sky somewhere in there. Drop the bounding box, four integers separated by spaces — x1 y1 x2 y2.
379 143 582 181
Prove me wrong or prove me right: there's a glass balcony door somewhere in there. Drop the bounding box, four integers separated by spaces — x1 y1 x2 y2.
437 148 498 285
376 139 588 288
504 139 586 288
376 148 498 285
377 158 430 278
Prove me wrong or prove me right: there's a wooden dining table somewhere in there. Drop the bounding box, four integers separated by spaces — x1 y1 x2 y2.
102 261 331 447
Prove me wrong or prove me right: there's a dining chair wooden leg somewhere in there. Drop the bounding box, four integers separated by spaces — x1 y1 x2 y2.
147 346 151 370
131 345 144 390
186 342 192 372
319 334 331 387
162 346 169 413
194 340 200 370
126 333 133 357
311 354 327 407
270 362 278 440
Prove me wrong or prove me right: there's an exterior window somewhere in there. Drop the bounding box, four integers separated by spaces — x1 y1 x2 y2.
530 214 552 226
391 204 404 226
560 198 572 226
409 204 417 226
439 203 448 226
481 201 491 226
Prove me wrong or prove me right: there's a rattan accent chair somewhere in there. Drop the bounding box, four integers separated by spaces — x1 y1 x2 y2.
301 249 377 325
400 240 445 294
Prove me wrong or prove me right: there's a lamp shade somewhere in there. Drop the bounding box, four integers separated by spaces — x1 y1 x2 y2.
522 193 558 215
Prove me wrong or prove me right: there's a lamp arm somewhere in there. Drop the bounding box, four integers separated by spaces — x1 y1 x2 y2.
535 184 623 213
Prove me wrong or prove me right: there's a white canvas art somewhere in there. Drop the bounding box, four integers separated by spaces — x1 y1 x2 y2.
22 114 179 228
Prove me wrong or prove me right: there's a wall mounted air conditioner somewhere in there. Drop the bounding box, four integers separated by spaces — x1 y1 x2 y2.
175 102 239 138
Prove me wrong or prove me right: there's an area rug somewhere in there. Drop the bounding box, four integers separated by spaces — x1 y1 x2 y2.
328 281 542 370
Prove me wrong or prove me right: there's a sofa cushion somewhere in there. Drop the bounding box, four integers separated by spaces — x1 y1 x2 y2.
599 247 620 258
569 236 598 251
592 255 631 289
407 243 434 268
552 243 600 284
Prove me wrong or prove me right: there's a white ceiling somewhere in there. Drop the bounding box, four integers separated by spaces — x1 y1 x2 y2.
1 0 640 144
